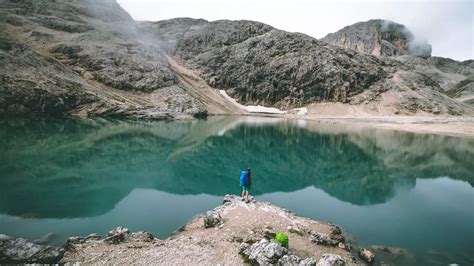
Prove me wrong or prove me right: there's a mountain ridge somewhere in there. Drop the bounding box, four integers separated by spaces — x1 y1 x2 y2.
0 0 473 119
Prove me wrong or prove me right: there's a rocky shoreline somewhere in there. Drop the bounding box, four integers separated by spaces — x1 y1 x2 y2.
0 195 402 265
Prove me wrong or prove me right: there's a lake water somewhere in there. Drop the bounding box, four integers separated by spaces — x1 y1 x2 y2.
0 116 473 265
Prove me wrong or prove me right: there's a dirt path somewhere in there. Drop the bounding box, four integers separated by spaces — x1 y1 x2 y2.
166 56 246 115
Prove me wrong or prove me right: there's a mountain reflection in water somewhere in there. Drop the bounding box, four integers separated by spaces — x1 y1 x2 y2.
0 117 473 265
1 117 472 218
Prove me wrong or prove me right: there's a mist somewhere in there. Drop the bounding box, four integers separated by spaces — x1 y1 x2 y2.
117 0 473 61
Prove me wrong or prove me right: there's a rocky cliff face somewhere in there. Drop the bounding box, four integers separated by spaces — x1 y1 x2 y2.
173 20 386 107
321 19 432 58
142 18 471 114
0 1 472 118
0 0 206 119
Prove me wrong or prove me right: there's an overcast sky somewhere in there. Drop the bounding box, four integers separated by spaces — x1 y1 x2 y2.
117 0 473 60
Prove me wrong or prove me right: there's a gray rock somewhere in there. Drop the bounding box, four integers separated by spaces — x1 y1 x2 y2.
85 233 102 241
278 254 302 265
337 242 350 251
300 258 318 266
223 194 239 204
130 231 154 242
204 211 222 228
0 234 64 264
321 19 431 58
329 225 345 243
358 248 375 264
316 254 346 266
64 236 86 251
105 227 130 244
310 232 338 246
240 238 288 265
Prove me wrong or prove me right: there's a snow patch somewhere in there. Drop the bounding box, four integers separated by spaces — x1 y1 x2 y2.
219 90 287 114
294 107 308 115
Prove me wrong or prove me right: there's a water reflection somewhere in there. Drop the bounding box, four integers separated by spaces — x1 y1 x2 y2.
0 117 472 219
0 189 221 245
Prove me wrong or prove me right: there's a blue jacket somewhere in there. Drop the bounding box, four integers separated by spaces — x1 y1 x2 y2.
240 170 250 187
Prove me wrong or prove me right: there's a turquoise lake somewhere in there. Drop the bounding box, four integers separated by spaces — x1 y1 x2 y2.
0 116 473 265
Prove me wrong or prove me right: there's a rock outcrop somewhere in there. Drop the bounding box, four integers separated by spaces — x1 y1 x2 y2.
203 211 222 228
104 227 130 244
240 238 288 264
316 254 346 266
0 0 207 119
0 234 64 264
321 19 431 58
59 195 360 264
0 196 416 264
358 248 375 264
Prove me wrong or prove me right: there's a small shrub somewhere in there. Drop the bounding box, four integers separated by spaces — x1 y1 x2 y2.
275 232 289 248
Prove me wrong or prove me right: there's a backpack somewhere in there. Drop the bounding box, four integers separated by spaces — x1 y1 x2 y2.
240 170 249 186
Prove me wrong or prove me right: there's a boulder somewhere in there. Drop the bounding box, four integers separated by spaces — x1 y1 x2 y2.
310 232 338 246
223 194 239 204
0 234 64 264
105 227 130 244
337 242 350 251
358 248 375 264
300 258 318 265
278 254 302 265
316 254 346 266
64 236 86 251
130 231 154 242
240 238 288 265
329 225 345 243
204 211 222 228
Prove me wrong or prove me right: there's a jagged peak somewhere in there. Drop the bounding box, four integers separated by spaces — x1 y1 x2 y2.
322 19 431 58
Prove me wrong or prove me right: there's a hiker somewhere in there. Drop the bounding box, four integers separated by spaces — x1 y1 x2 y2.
240 168 252 202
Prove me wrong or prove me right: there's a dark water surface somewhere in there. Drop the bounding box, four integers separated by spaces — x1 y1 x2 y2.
0 117 473 265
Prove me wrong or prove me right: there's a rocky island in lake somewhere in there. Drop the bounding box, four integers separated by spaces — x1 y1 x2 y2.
0 0 473 265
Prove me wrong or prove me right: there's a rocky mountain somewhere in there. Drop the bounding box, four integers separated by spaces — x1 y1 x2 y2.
392 56 474 105
321 19 474 106
321 19 432 58
0 0 207 119
0 0 473 118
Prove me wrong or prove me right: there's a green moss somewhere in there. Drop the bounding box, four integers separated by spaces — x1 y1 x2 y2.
275 232 289 248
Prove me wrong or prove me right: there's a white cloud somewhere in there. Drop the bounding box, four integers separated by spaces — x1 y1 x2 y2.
117 0 473 60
